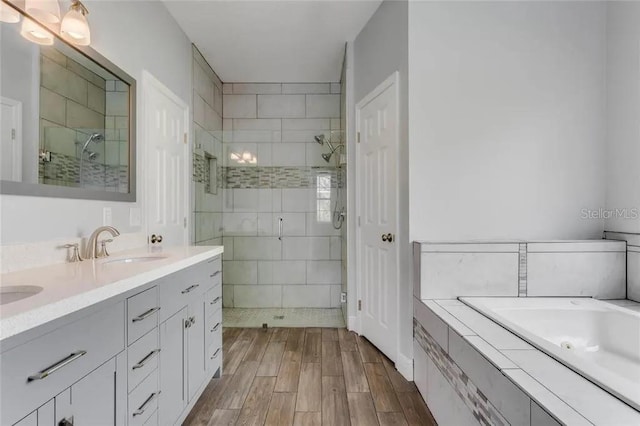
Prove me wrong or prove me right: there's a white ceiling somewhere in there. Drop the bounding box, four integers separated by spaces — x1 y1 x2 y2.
163 0 382 83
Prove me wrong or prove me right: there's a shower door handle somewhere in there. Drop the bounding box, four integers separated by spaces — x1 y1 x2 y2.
278 217 283 241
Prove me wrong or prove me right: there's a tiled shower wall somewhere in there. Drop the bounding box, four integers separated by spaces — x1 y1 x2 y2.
339 51 348 322
192 46 224 246
221 82 343 308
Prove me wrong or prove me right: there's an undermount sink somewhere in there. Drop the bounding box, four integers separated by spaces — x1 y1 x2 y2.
101 256 168 265
0 285 43 305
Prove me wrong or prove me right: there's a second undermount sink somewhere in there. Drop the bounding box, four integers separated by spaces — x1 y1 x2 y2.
0 285 43 305
101 255 168 265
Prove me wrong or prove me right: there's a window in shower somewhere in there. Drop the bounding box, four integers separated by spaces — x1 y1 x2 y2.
316 174 332 222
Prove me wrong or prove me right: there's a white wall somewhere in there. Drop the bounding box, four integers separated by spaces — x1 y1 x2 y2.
0 1 192 244
408 1 608 241
352 0 412 374
605 1 640 234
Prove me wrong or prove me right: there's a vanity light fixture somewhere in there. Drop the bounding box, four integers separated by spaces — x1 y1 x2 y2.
25 0 60 23
20 17 53 45
60 0 90 46
0 1 21 23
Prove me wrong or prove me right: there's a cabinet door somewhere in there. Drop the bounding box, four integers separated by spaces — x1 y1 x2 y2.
187 300 206 401
54 358 116 425
159 307 187 425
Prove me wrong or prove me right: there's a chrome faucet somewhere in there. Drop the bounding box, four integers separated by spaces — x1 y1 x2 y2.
85 226 120 259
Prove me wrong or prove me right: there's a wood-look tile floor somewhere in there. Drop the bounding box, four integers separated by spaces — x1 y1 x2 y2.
184 327 437 426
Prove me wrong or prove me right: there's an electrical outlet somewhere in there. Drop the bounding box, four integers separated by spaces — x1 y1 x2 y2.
129 207 141 227
340 292 347 303
103 207 112 226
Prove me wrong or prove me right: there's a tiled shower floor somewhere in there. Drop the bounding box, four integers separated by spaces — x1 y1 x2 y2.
222 308 346 328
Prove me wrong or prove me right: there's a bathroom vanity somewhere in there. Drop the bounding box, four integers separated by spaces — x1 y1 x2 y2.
0 246 223 426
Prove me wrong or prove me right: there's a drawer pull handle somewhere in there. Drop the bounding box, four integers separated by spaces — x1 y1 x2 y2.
181 284 200 294
28 350 87 382
211 323 220 332
210 297 221 305
210 271 221 278
132 349 161 370
211 348 221 359
132 307 160 322
132 391 160 417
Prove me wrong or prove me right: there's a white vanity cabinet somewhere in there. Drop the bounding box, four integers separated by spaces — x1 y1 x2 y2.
158 256 223 425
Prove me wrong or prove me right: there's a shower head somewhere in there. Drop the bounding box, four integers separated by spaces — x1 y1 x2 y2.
314 134 326 145
322 152 332 163
80 133 104 151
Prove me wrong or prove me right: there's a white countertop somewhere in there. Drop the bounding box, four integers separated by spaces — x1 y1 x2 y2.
0 245 223 343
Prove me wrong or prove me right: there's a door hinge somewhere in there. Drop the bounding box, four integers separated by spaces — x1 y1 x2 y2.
184 217 187 228
357 216 361 227
357 132 360 143
183 133 188 144
11 129 16 140
358 300 362 311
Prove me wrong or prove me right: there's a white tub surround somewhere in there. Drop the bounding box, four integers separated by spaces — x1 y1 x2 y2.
414 240 626 300
413 298 640 426
0 245 223 344
604 232 640 302
462 297 640 412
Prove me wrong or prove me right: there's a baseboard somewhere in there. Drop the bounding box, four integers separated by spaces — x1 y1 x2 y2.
348 315 359 332
396 352 413 381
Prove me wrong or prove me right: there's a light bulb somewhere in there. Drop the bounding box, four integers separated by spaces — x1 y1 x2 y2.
242 151 252 161
20 17 53 45
0 2 21 23
25 0 60 24
61 7 90 46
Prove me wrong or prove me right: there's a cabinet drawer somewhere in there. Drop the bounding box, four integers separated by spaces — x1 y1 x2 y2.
127 287 159 345
128 369 159 426
204 284 222 320
127 329 160 393
1 302 125 426
207 336 222 373
159 258 219 322
205 308 222 351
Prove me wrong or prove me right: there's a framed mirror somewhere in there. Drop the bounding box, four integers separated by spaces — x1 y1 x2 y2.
0 3 136 201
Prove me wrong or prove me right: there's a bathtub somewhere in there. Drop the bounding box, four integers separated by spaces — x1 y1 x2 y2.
459 297 640 412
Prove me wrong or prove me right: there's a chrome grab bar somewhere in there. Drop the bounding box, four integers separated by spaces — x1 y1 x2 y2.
132 307 160 322
132 349 161 370
278 217 283 240
211 323 221 333
181 284 200 294
28 350 87 381
211 348 221 359
132 391 160 417
210 297 221 305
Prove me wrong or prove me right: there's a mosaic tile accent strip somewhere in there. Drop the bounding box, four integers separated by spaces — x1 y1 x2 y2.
414 318 508 426
40 152 128 192
220 166 341 189
518 243 528 297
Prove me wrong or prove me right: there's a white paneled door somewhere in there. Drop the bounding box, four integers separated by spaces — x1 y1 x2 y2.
1 97 22 181
144 73 189 246
356 73 399 362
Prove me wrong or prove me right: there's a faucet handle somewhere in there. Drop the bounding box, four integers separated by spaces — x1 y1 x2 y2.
97 239 114 258
61 243 83 263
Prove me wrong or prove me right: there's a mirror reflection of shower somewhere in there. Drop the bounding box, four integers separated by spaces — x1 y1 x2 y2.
315 132 346 229
77 133 104 186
